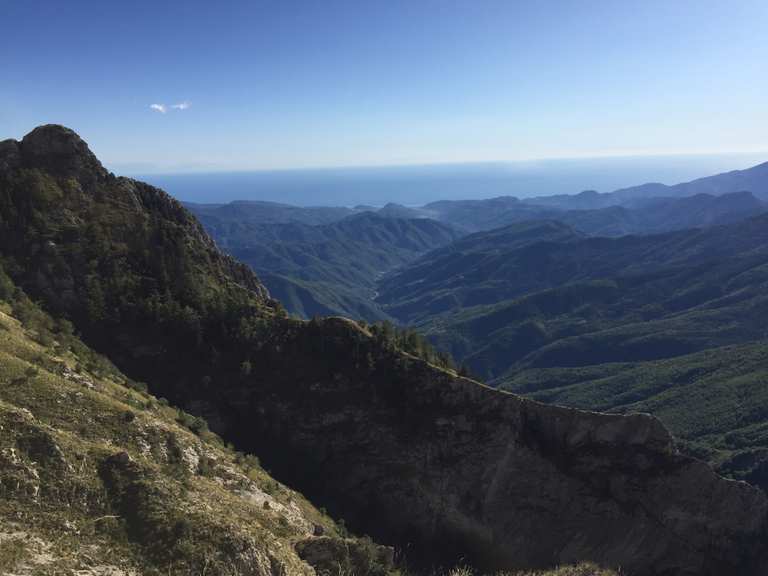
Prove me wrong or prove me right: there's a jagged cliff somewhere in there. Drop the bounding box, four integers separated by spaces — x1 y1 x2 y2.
1 125 767 575
229 317 768 575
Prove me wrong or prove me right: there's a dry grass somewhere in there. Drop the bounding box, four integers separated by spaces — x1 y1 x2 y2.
448 563 618 576
0 300 342 575
0 536 30 573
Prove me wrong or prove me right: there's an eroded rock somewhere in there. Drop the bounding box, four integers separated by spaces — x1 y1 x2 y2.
244 319 768 576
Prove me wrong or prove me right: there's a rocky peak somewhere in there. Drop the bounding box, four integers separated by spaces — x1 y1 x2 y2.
16 124 108 185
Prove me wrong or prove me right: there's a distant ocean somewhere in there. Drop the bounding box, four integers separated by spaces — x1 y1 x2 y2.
134 154 767 207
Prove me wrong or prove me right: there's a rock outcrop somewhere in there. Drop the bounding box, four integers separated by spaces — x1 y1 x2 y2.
19 124 109 184
233 317 768 576
2 125 768 575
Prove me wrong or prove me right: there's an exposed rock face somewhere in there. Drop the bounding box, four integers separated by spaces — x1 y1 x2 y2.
3 125 768 575
238 318 768 576
15 124 109 190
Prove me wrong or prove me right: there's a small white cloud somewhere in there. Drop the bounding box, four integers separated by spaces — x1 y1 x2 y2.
171 101 191 110
150 103 167 114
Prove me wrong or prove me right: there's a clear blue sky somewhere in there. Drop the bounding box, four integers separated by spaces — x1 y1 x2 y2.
2 0 767 173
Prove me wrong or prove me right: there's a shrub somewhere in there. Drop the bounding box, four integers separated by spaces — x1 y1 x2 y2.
126 380 149 394
176 410 209 436
368 321 457 371
235 452 261 470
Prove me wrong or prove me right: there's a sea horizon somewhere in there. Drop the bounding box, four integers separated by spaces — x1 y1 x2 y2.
130 152 768 206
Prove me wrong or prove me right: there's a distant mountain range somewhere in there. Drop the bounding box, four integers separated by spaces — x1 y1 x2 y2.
187 160 768 319
518 160 768 209
188 199 357 227
416 190 766 234
187 159 768 233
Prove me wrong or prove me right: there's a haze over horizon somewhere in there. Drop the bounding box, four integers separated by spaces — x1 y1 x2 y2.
139 153 768 206
3 0 767 178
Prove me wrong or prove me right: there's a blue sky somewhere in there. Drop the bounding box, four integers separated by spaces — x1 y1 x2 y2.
1 0 767 173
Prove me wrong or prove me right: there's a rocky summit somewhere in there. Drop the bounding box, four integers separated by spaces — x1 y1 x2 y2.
1 125 768 575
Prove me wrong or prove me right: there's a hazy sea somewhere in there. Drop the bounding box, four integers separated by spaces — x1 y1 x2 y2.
135 154 767 207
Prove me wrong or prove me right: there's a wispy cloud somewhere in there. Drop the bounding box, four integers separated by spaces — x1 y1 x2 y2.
149 101 191 114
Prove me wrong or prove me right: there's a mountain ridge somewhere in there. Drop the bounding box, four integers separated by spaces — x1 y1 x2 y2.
3 125 768 575
185 161 768 241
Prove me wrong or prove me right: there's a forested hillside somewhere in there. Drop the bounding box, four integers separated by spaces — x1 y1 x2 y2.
187 205 460 320
379 215 768 323
186 163 768 325
378 216 768 483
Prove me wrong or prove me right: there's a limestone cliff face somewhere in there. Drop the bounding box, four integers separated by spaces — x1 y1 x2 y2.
235 320 768 576
2 126 768 576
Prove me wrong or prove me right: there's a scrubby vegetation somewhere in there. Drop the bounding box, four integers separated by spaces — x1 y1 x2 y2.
363 320 459 372
0 263 388 576
188 208 460 321
445 564 617 576
372 216 768 485
0 145 291 413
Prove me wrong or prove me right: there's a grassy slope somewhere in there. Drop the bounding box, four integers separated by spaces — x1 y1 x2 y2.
0 278 367 576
